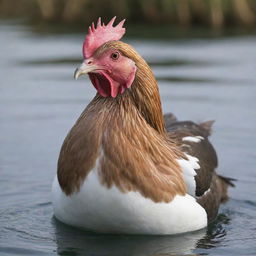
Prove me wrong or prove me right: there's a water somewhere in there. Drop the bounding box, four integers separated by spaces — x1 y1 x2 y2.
0 21 256 256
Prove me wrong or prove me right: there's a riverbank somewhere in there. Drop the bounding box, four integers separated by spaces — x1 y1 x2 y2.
0 0 255 28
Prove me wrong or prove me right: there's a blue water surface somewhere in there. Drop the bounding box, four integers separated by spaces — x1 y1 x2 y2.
0 21 256 256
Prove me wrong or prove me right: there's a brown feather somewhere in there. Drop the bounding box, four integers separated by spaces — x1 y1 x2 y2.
58 41 186 202
58 94 186 202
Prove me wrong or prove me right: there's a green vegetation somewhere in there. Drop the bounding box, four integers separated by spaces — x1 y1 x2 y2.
0 0 255 28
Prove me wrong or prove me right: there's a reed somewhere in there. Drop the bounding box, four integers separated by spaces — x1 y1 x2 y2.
0 0 255 28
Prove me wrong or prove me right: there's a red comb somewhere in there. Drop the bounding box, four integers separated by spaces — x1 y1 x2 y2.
83 17 126 58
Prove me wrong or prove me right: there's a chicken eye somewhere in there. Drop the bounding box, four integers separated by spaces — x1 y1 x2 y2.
111 52 119 60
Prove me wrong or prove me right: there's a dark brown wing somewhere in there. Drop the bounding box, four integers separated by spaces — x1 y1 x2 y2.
165 117 217 197
197 173 235 222
164 114 234 222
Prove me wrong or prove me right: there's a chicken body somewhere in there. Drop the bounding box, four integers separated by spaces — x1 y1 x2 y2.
52 22 233 234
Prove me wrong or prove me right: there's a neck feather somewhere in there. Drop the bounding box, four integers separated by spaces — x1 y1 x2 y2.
124 46 166 134
58 95 185 200
97 40 166 134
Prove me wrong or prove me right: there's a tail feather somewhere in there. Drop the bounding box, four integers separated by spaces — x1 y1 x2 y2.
218 175 236 203
218 175 236 187
199 120 215 136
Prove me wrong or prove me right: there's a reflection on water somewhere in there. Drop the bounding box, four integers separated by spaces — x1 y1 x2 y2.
54 218 204 256
53 214 231 256
0 21 256 256
52 210 233 256
197 214 230 249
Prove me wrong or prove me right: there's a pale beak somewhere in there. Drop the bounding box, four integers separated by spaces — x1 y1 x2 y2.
74 62 99 80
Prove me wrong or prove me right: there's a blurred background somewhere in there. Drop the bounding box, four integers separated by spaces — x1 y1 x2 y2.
1 0 256 28
0 1 256 256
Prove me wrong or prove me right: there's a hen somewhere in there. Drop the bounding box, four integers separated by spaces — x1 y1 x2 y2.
52 17 234 235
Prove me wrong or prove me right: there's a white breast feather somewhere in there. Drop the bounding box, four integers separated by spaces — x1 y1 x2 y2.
52 159 207 235
177 154 200 196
